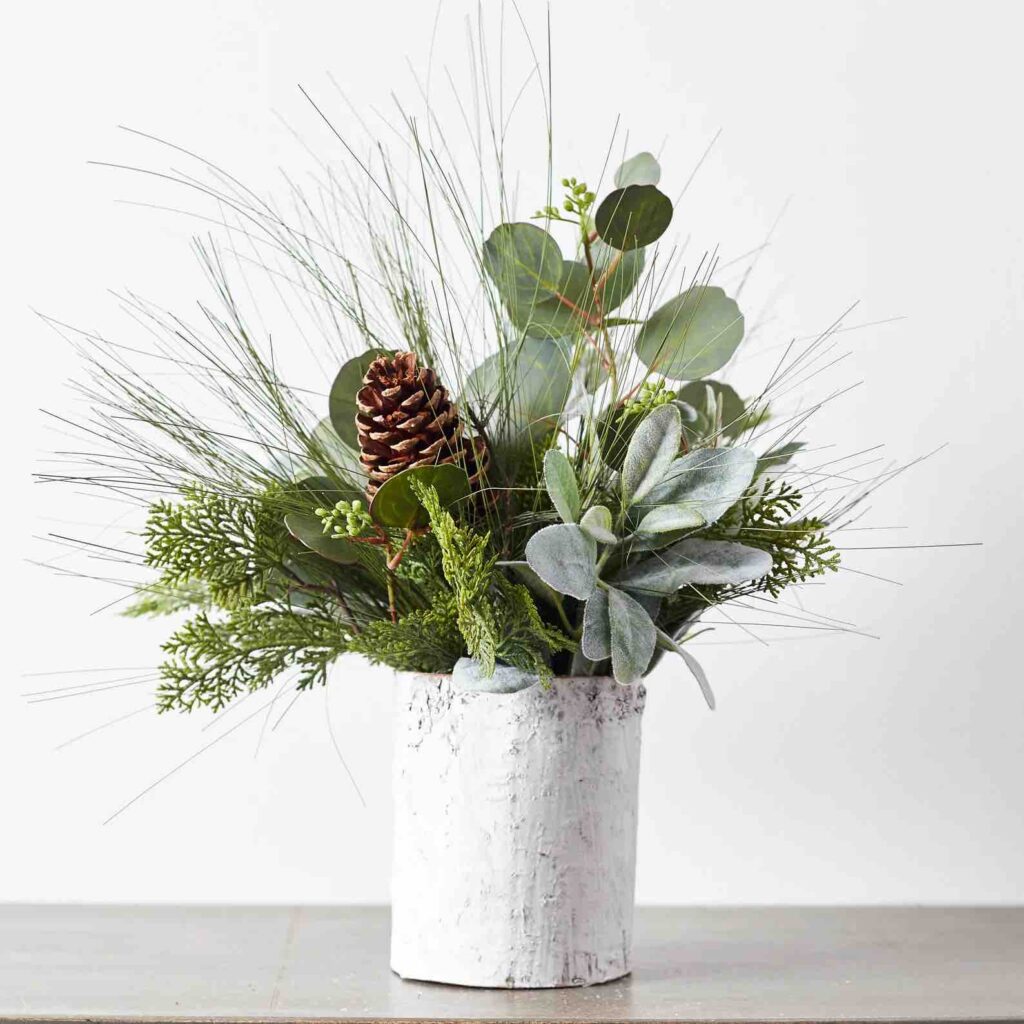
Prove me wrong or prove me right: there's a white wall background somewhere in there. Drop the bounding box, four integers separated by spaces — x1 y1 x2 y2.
2 0 1022 905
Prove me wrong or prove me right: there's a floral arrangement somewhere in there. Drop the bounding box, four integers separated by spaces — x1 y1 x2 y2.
47 124 851 714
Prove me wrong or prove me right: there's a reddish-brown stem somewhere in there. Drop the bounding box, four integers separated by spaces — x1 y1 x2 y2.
548 288 602 327
386 528 419 571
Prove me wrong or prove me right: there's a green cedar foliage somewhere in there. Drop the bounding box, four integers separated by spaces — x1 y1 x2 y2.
141 484 292 609
158 598 349 713
413 480 575 682
706 478 841 597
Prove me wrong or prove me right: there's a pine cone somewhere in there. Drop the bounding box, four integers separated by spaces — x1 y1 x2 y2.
355 351 489 499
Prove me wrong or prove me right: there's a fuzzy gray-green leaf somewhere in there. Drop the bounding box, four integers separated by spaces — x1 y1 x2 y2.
614 538 773 595
579 504 618 545
656 629 715 709
636 504 705 536
607 585 657 685
638 446 756 526
581 589 611 661
524 524 598 600
622 403 682 507
543 449 580 524
634 286 744 380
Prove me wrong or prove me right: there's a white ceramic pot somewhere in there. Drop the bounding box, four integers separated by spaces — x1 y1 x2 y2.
390 672 646 988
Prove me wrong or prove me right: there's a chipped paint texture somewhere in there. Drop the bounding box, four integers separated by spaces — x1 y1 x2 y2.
390 672 646 988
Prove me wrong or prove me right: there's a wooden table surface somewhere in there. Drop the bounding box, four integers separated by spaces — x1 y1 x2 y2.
2 904 1022 1023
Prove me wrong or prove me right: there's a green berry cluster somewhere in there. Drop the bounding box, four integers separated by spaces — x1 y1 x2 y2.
533 176 596 222
315 499 373 539
629 379 678 416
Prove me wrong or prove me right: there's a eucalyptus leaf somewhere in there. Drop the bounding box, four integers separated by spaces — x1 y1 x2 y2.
291 475 353 508
595 184 673 252
621 404 682 507
579 505 618 545
607 585 657 685
638 446 757 526
511 260 594 339
524 524 598 600
465 338 573 444
591 237 646 314
581 588 611 661
614 151 662 188
284 512 359 565
655 629 715 709
369 463 470 529
558 337 608 393
543 449 580 523
613 538 774 595
636 503 706 536
676 380 750 441
328 350 388 448
309 418 365 482
482 222 562 303
634 286 744 380
758 441 806 475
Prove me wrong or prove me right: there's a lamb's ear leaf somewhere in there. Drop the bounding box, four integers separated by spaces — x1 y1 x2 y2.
607 585 657 685
613 538 773 596
614 151 661 188
543 449 581 524
329 350 389 448
369 464 470 529
579 505 618 545
621 403 682 507
595 184 673 251
581 589 611 661
524 524 598 600
634 286 744 380
636 504 706 536
284 513 360 565
637 446 757 526
656 629 716 709
482 222 563 304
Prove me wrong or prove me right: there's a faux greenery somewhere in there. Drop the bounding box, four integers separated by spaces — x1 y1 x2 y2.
42 60 860 717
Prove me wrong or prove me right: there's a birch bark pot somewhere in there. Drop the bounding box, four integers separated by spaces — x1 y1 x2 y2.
390 672 646 988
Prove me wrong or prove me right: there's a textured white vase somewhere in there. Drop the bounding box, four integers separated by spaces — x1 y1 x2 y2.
390 672 646 988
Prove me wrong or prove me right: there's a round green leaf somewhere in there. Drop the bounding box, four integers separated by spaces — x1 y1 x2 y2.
369 463 470 529
284 512 360 565
676 381 750 441
328 350 388 448
592 238 646 314
634 286 745 380
511 260 595 339
482 222 563 304
614 151 662 188
594 184 673 252
465 338 573 444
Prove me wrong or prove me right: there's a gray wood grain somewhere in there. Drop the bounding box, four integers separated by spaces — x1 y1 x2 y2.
1 904 1022 1022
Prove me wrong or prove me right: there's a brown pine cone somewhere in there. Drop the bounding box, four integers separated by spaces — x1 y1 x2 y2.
355 351 489 499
